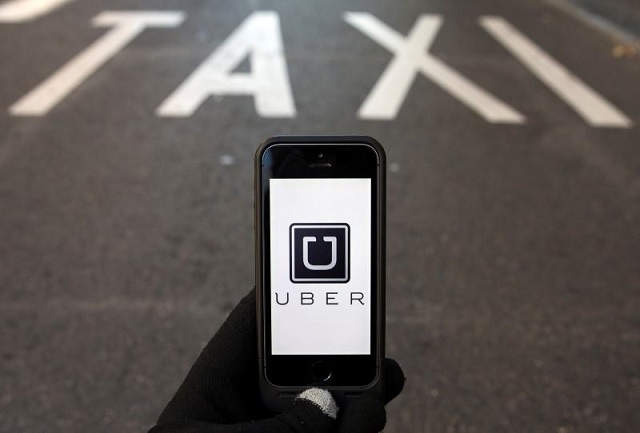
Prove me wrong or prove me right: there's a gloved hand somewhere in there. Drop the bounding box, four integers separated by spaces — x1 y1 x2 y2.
148 290 405 433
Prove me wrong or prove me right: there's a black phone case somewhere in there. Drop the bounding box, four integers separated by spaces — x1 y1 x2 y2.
254 135 386 412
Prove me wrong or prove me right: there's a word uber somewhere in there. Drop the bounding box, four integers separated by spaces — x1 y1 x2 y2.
8 10 632 127
274 291 365 306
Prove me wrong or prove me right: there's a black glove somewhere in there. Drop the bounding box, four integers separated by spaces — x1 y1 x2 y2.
148 291 405 433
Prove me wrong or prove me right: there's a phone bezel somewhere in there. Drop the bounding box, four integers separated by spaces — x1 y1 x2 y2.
256 136 385 389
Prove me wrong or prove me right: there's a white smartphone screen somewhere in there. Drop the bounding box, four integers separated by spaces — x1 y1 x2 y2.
269 178 372 355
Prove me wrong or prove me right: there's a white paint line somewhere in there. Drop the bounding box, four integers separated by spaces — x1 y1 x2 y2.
0 0 75 22
9 11 185 116
157 11 296 118
344 12 525 123
480 16 632 128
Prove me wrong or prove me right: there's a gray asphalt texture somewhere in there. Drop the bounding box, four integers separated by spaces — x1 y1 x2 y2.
568 0 640 38
1 1 639 432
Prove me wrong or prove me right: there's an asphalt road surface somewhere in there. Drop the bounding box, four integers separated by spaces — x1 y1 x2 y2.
1 0 639 432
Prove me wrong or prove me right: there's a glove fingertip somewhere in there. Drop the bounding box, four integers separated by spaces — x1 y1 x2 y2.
297 388 339 419
277 389 337 433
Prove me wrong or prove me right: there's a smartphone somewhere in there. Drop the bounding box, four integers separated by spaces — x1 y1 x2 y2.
255 136 385 412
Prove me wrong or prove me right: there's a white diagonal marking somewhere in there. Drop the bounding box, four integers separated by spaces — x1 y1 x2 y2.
480 16 632 128
0 0 75 22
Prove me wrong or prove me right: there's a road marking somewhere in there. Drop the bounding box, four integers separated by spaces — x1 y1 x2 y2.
480 16 632 128
0 0 74 22
344 12 525 123
9 11 185 116
157 11 296 118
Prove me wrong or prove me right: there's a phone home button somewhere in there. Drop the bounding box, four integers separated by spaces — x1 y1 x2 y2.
311 361 332 382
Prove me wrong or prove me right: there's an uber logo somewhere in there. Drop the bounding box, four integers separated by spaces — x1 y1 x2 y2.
290 224 350 283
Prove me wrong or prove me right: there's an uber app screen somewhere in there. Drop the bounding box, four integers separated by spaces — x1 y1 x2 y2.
270 178 371 355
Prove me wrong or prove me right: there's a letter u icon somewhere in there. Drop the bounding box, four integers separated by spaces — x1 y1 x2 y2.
302 236 337 270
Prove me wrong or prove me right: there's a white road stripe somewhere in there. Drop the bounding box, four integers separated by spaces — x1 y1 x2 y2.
0 0 75 23
9 11 185 116
480 16 632 128
345 12 525 123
